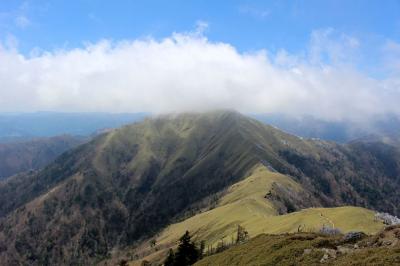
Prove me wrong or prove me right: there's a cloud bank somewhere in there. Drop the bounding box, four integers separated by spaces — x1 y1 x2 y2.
0 27 399 121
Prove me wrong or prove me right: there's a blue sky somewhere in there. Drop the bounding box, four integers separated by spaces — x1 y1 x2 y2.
0 1 400 120
1 0 399 54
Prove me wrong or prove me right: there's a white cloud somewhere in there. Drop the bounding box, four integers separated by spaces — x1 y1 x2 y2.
239 5 270 20
0 1 32 30
308 28 361 66
0 28 399 122
15 15 30 28
383 40 400 74
88 13 101 24
193 20 209 35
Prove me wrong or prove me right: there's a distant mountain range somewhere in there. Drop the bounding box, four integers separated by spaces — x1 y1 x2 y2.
0 112 146 142
252 113 400 143
0 135 87 180
2 111 399 144
0 110 399 265
0 112 145 181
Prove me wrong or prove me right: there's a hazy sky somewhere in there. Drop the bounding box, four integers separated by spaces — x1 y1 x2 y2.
0 1 399 121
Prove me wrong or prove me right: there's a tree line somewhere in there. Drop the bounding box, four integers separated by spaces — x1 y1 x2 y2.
163 225 249 266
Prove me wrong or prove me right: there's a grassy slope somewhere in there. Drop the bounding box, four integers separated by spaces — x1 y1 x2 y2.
196 233 335 266
130 165 383 265
158 166 382 247
157 165 299 247
196 226 400 266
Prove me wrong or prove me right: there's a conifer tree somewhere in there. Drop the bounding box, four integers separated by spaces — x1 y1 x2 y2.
174 231 199 266
164 249 175 266
163 231 201 266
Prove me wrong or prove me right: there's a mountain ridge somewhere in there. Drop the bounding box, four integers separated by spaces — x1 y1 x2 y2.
0 110 399 265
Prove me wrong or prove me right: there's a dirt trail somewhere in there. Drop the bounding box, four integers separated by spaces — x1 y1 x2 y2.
320 213 335 228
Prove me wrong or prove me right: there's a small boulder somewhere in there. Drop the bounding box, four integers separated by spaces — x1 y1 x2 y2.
342 231 366 243
303 248 312 255
320 253 329 263
322 248 337 258
337 245 353 254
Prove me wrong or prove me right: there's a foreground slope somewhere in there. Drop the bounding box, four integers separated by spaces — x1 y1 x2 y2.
196 225 400 266
127 166 382 265
0 110 399 265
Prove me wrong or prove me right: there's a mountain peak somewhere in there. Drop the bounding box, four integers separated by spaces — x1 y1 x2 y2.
1 110 400 265
150 109 244 122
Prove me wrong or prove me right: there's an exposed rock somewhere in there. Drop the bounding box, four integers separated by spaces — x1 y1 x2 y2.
320 248 337 263
337 245 354 254
320 253 329 263
303 248 312 255
342 231 367 243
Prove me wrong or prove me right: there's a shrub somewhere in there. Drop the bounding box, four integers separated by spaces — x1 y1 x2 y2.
375 212 400 225
319 225 341 235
